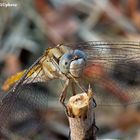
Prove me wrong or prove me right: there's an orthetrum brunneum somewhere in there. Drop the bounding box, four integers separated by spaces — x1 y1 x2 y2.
0 41 140 128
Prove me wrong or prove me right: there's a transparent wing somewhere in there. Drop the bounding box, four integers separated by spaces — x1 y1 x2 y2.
67 41 140 106
0 56 49 129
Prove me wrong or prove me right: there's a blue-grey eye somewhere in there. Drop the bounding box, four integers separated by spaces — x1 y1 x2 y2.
59 53 72 74
74 50 86 60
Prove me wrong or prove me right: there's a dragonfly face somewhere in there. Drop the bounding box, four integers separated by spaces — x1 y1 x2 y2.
59 49 86 78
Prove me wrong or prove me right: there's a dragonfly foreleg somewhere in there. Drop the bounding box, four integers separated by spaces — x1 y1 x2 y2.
71 81 76 96
92 98 97 108
59 79 70 107
76 79 87 93
78 80 97 108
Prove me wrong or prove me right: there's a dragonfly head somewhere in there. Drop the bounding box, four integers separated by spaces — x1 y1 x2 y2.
59 49 87 77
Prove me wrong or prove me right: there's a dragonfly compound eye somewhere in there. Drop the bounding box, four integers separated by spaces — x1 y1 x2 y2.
59 50 86 77
59 53 73 74
69 50 86 77
74 50 87 61
69 58 86 77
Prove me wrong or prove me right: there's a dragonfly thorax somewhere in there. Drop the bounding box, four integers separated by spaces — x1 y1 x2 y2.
59 49 86 78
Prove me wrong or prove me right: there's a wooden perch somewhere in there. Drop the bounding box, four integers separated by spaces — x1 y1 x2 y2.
67 85 96 140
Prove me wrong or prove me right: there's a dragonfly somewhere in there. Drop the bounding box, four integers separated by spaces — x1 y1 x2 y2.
0 41 140 128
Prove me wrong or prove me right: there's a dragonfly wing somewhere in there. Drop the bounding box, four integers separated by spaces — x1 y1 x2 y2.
0 56 49 128
68 41 140 106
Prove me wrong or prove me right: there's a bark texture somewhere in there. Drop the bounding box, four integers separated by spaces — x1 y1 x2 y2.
67 86 96 140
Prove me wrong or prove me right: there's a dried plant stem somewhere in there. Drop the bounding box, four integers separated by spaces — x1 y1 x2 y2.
67 86 96 140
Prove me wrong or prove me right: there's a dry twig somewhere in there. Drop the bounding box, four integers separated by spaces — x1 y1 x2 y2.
67 85 96 140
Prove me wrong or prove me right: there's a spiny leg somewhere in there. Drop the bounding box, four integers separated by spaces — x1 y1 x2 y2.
71 81 76 96
77 78 87 93
78 81 97 108
87 84 97 108
59 79 70 109
72 78 97 107
92 98 97 108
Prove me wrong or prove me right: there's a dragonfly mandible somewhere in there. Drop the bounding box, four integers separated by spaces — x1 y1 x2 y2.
0 41 140 128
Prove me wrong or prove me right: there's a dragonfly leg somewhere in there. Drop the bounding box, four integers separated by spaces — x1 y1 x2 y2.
59 79 70 107
93 112 99 134
68 129 71 140
76 79 87 93
71 81 76 96
92 98 97 108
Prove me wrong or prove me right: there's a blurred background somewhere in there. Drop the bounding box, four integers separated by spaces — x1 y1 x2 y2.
0 0 140 139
